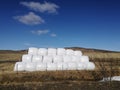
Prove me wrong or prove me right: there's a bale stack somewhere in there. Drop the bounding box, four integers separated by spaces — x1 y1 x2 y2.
14 47 95 71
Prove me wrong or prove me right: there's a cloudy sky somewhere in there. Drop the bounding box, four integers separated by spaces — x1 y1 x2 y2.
0 0 120 51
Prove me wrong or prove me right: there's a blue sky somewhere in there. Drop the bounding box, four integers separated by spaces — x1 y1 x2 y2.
0 0 120 51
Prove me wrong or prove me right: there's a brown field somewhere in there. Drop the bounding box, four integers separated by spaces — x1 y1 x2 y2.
0 47 120 90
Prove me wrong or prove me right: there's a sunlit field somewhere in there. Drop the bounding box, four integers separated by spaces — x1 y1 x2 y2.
0 48 120 90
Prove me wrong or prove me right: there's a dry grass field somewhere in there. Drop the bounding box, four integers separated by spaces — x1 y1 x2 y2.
0 47 120 90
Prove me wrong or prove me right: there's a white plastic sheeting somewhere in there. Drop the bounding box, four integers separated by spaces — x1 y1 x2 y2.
63 55 72 62
22 54 32 62
43 56 53 63
36 63 47 71
56 63 63 70
25 62 36 71
53 55 63 63
28 47 38 55
112 76 120 81
68 62 77 70
57 48 66 55
14 62 26 71
38 48 47 55
48 48 56 56
100 76 120 82
80 56 89 63
72 56 81 62
62 63 68 70
66 49 74 55
86 62 95 70
14 47 95 71
32 55 42 62
47 63 57 71
77 62 86 70
74 51 82 56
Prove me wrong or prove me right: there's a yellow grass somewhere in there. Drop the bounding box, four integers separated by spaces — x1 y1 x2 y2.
0 62 15 72
0 54 23 61
0 49 120 90
84 52 120 60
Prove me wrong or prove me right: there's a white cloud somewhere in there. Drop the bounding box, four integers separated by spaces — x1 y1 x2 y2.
31 30 49 35
14 12 44 25
20 1 59 13
24 43 33 46
51 33 57 37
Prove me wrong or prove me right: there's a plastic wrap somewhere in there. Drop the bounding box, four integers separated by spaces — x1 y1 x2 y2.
28 47 38 55
36 63 47 71
43 56 53 63
32 55 42 62
14 62 26 71
25 62 36 71
68 62 77 70
80 56 89 63
74 51 82 56
22 54 32 62
66 49 74 55
48 48 56 56
47 63 57 71
77 62 86 70
53 55 63 63
62 63 68 70
86 62 95 70
57 48 66 55
63 55 72 62
14 47 96 71
56 63 63 70
38 48 47 55
72 56 81 62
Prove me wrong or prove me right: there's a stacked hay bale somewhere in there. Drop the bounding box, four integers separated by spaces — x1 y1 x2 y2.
14 47 95 71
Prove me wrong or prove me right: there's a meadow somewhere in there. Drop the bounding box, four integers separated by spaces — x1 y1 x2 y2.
0 47 120 90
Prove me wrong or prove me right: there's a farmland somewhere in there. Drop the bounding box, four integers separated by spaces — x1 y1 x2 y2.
0 47 120 90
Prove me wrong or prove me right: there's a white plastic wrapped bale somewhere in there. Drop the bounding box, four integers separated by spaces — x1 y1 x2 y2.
28 47 38 55
77 62 86 70
86 62 95 70
32 55 42 62
47 63 57 71
48 48 56 56
25 62 36 71
56 63 63 70
63 55 72 63
68 62 77 70
112 76 120 81
74 51 82 56
36 63 47 71
66 49 74 55
38 48 47 56
57 48 66 55
80 56 89 63
22 54 32 62
43 56 53 63
53 55 63 63
14 62 26 71
72 56 81 62
62 63 68 70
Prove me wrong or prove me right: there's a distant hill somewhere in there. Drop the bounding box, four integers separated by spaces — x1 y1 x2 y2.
65 47 120 53
0 50 27 54
0 47 119 54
